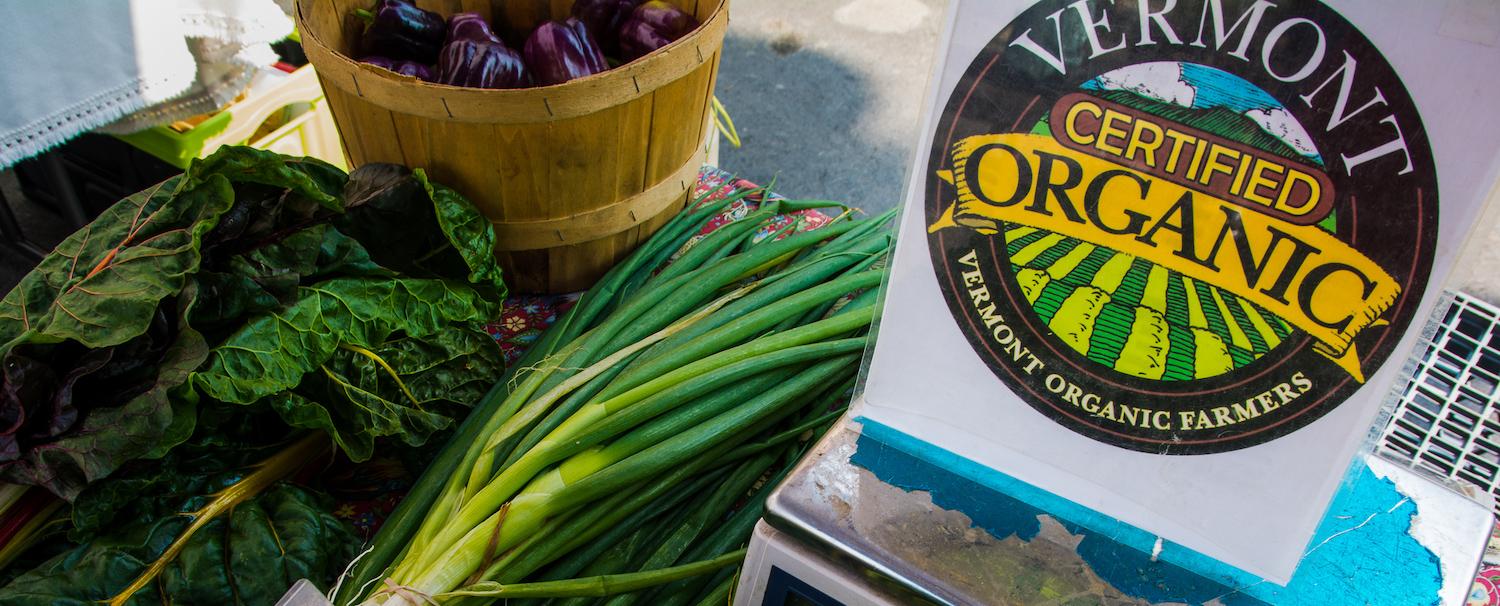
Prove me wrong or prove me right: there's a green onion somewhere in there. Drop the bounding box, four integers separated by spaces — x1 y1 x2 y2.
395 355 858 597
689 571 737 606
598 450 781 606
436 549 746 599
350 196 892 606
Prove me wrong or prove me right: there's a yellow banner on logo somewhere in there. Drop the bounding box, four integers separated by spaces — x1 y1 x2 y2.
930 134 1399 381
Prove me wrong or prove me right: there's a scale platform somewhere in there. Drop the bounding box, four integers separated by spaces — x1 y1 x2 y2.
736 415 1492 605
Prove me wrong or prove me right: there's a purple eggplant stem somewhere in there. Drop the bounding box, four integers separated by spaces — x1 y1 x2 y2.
523 18 609 86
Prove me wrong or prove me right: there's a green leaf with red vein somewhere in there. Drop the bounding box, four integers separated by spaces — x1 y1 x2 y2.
0 175 233 350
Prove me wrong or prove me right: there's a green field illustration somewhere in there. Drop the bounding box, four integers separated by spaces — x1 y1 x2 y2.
1008 62 1317 380
1002 224 1294 380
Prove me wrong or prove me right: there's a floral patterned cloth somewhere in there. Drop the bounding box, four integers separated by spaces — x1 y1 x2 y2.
1472 565 1500 605
1466 523 1500 604
484 294 580 366
329 166 833 538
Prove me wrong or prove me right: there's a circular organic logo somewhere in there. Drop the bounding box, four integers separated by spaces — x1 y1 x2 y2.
926 0 1437 454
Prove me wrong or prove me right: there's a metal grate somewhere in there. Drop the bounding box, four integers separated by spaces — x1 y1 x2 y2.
1378 291 1500 515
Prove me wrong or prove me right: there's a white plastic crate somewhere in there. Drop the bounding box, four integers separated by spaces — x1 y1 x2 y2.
1379 291 1500 515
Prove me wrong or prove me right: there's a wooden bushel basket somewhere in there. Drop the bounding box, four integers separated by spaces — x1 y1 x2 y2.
295 0 727 293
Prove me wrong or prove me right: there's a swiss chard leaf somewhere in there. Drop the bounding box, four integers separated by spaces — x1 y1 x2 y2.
191 278 501 461
266 389 447 464
0 147 355 501
67 414 290 542
419 170 505 293
0 299 207 501
270 328 503 461
366 328 504 406
187 149 380 333
190 225 387 333
183 146 346 216
194 277 499 405
0 175 233 350
0 145 507 507
0 484 355 606
335 164 506 294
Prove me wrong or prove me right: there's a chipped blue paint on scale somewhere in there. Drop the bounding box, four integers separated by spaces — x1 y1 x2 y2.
850 417 1444 605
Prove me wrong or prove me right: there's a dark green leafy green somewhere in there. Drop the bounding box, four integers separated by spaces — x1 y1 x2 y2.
268 328 500 461
0 148 357 501
0 144 507 502
418 170 505 292
0 175 232 350
0 141 514 606
193 278 501 462
0 296 206 500
190 225 387 332
67 415 290 543
334 164 505 293
0 146 345 352
181 146 346 214
327 328 504 410
0 484 356 606
194 277 498 404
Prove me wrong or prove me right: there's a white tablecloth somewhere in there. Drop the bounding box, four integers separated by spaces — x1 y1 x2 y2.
0 0 292 168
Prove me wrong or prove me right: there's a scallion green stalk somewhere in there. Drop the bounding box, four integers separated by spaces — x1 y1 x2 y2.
436 549 746 599
355 198 893 606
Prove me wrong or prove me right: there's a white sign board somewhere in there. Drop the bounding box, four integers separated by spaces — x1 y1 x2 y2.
860 0 1500 582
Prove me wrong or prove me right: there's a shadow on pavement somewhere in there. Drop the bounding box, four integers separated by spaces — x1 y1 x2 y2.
716 30 913 215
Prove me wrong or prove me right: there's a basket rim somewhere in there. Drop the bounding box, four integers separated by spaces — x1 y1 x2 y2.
295 0 728 124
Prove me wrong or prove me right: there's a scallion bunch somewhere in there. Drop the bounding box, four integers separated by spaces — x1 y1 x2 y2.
335 188 894 605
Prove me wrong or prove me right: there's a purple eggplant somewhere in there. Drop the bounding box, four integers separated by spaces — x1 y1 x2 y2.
632 1 693 36
391 61 435 81
438 39 529 89
447 12 504 45
361 55 399 69
618 19 673 61
524 18 610 86
360 55 436 81
618 1 697 61
359 0 446 63
571 0 641 54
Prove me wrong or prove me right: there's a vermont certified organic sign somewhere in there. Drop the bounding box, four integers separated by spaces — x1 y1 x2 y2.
924 0 1436 454
859 0 1500 582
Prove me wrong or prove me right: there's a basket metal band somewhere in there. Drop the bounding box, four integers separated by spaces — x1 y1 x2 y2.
488 142 709 251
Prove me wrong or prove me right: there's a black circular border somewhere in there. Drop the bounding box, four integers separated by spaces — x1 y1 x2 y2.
925 0 1439 454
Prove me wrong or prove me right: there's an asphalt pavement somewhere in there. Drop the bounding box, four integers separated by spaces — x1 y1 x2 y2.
715 0 947 213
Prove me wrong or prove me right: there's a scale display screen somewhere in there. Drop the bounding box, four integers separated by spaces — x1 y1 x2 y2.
763 567 843 606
